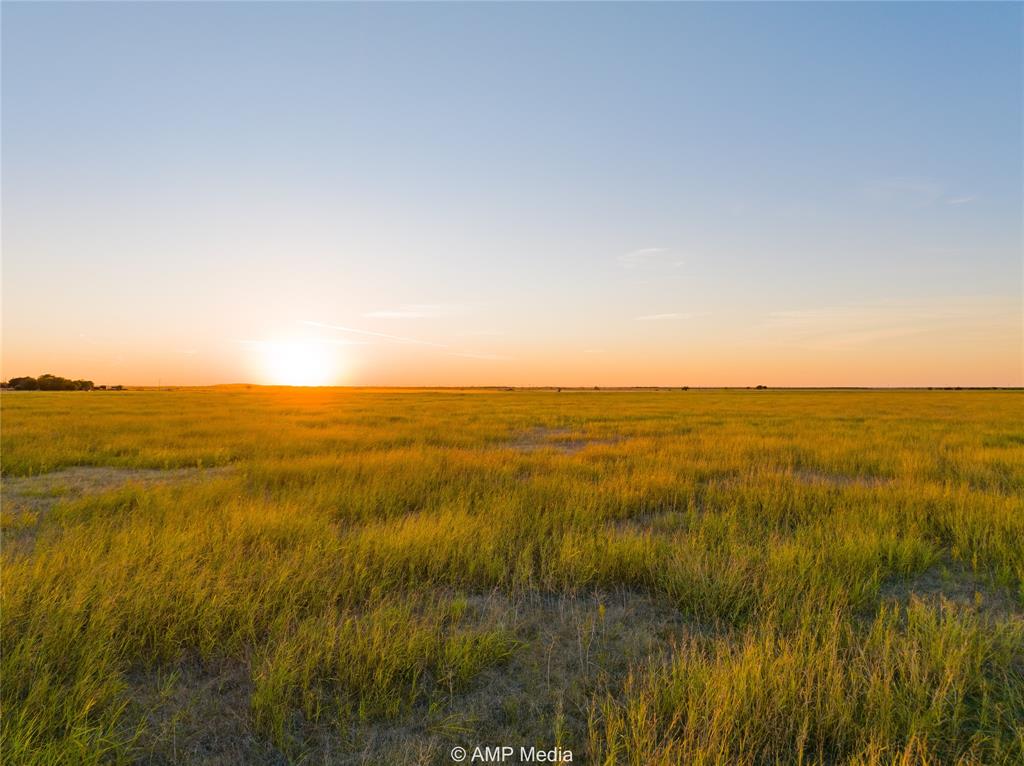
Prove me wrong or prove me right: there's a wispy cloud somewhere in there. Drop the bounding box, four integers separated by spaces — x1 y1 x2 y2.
618 248 687 273
301 321 448 347
759 299 1010 351
864 177 944 207
363 303 463 319
235 337 369 348
305 319 507 361
618 248 668 267
634 312 690 321
864 178 976 209
448 351 510 361
319 338 372 346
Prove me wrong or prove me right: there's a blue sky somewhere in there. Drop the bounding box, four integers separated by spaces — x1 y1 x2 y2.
3 2 1021 386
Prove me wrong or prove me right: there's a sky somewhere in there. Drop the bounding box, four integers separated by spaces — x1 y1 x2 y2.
2 2 1021 387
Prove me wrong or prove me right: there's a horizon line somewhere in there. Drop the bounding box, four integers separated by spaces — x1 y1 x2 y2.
7 384 1019 392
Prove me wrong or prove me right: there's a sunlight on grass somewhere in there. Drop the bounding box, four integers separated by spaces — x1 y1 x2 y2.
1 389 1022 763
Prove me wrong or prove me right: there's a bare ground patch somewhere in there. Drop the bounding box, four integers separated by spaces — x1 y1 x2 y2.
1 466 232 552
792 469 891 488
122 590 698 765
507 428 619 455
127 658 285 766
318 589 697 764
370 589 695 764
878 558 1022 621
2 466 232 514
612 511 695 538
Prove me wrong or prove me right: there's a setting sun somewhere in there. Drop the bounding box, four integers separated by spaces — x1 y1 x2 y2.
257 340 338 387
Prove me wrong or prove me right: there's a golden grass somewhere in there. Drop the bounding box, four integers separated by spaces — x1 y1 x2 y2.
1 389 1022 764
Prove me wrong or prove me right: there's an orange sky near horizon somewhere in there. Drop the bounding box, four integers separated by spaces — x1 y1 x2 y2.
2 294 1020 388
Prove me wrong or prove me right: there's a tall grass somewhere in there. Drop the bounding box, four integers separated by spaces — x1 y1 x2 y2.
588 600 1023 764
2 389 1021 763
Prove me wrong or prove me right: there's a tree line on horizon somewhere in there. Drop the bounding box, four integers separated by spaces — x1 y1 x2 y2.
1 374 123 391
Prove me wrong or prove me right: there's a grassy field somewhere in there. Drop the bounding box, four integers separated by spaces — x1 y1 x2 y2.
2 388 1022 765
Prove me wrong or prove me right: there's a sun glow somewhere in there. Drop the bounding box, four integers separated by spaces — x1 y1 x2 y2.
258 340 339 386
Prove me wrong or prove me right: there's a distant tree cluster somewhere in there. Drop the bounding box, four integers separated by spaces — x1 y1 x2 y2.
2 374 98 391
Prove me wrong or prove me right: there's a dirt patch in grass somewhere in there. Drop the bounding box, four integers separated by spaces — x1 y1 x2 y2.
792 469 891 488
2 466 232 515
879 559 1022 620
612 510 694 537
334 589 699 765
507 428 618 455
127 658 285 766
1 466 232 554
122 590 699 765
